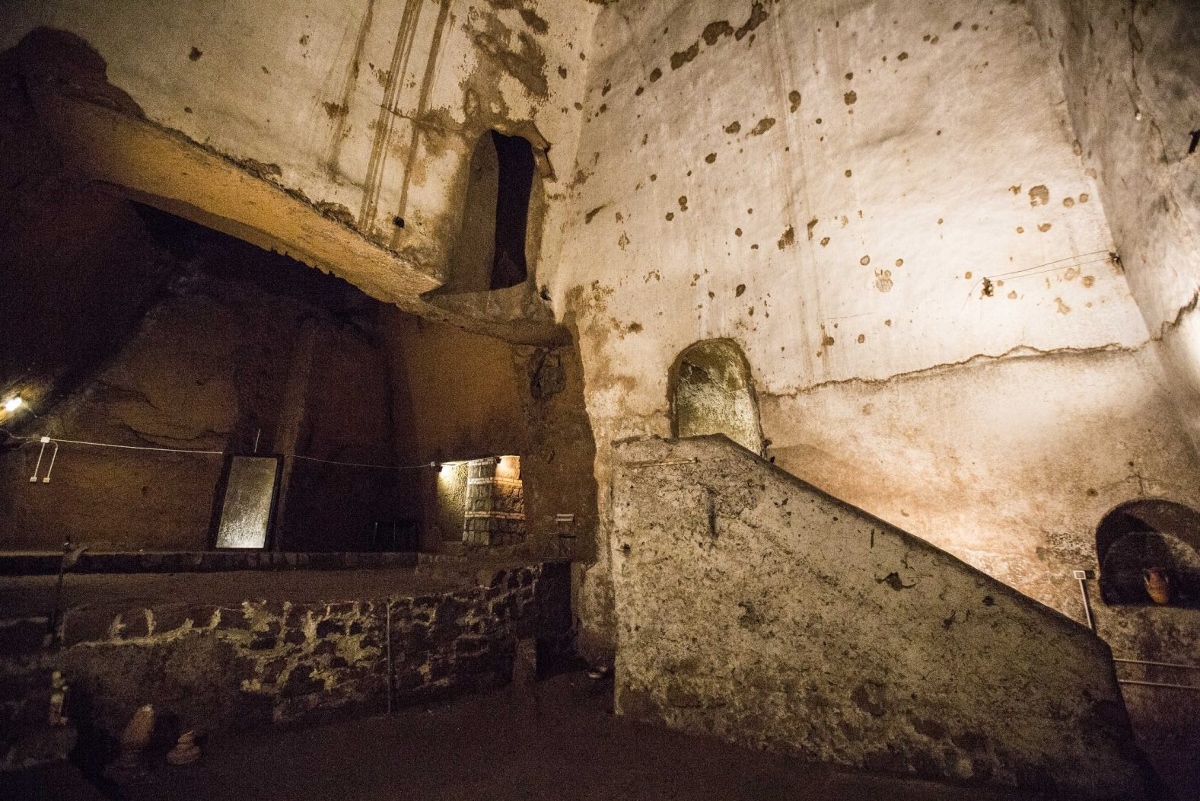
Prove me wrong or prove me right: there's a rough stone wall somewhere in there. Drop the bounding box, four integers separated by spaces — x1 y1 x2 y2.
552 0 1200 655
0 233 401 552
463 458 526 547
1 562 568 769
612 436 1145 799
383 312 598 555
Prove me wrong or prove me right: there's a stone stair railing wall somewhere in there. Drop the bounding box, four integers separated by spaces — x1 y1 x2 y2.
612 435 1147 800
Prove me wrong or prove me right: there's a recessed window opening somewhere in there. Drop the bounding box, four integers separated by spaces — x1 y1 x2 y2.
1096 499 1200 606
669 339 764 455
489 131 533 289
444 130 535 293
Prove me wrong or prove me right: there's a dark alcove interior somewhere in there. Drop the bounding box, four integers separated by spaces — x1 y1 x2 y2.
0 200 596 556
1097 499 1200 607
441 130 535 294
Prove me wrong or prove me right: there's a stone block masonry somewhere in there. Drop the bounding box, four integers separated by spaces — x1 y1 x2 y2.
464 458 526 547
1 562 570 768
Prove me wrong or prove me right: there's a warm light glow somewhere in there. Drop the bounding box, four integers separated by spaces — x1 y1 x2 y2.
2 396 22 413
496 455 521 480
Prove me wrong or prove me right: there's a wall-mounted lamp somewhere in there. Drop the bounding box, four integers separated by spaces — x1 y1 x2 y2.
3 395 23 413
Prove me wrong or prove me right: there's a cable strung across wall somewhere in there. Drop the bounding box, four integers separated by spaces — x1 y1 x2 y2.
289 454 437 471
3 432 436 484
40 436 225 455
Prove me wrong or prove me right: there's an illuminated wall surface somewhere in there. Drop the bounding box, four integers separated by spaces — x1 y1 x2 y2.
1 0 1200 785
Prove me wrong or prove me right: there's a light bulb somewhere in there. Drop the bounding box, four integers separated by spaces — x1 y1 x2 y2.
2 396 22 413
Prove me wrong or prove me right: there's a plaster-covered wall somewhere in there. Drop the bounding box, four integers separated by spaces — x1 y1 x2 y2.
554 0 1200 653
0 0 601 333
1021 3 1200 774
612 436 1145 799
766 348 1200 618
1028 0 1200 441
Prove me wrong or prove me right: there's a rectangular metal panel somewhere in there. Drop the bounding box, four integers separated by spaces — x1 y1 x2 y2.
215 456 280 549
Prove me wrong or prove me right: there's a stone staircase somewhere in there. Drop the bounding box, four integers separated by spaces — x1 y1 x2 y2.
611 435 1149 800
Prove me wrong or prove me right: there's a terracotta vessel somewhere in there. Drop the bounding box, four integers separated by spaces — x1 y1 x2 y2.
167 731 201 765
1143 568 1171 605
116 705 155 769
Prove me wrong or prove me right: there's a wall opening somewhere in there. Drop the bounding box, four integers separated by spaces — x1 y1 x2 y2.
435 455 525 547
668 339 764 455
1097 499 1200 606
442 130 534 294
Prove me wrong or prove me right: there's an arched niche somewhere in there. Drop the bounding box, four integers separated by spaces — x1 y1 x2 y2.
442 130 535 294
668 339 764 455
1096 499 1200 606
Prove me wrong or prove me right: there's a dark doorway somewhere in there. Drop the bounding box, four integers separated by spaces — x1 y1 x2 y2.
443 131 535 293
489 131 533 289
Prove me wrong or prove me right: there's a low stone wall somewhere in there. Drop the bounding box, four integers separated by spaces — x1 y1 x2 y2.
2 561 570 770
0 550 419 577
611 436 1146 800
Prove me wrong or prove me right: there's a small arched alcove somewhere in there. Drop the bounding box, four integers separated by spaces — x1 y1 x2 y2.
669 339 764 455
1096 499 1200 606
442 130 535 293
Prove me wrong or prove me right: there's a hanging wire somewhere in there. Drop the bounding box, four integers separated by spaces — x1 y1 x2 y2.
290 454 437 471
4 431 436 472
39 436 225 455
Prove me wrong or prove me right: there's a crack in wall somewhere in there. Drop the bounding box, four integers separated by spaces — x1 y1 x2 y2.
1155 287 1200 340
770 341 1146 399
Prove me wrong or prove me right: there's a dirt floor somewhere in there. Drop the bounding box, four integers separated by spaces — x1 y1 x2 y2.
4 672 1096 801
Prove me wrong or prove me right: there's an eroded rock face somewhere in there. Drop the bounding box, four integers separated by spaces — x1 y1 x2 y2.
0 34 174 415
0 195 599 555
0 217 403 552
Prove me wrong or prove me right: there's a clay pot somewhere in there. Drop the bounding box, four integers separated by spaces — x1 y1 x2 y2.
1143 568 1171 605
166 731 201 765
116 705 155 769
